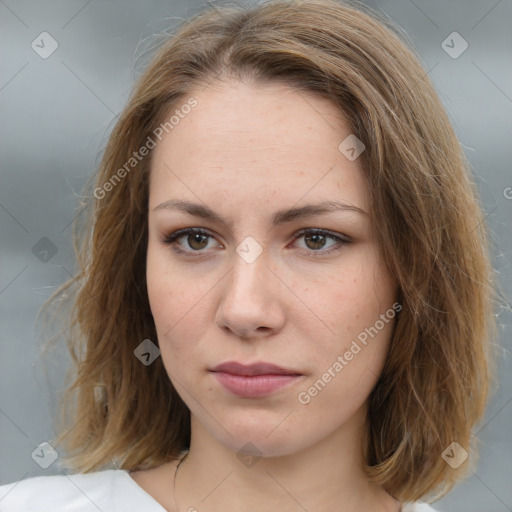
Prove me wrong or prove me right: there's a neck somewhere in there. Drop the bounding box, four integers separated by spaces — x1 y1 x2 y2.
172 410 400 512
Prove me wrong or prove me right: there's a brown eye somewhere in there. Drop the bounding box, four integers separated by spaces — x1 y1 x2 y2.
292 228 351 256
304 232 328 250
163 228 220 254
187 232 209 250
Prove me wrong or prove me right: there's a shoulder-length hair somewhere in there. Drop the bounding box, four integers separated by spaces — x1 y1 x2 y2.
41 0 496 503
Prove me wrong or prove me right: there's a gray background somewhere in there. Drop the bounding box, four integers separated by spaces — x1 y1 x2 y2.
0 0 511 510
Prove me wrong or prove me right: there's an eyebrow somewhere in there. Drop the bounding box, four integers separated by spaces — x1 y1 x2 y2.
153 199 367 227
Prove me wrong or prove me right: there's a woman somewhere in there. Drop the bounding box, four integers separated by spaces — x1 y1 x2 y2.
0 0 495 511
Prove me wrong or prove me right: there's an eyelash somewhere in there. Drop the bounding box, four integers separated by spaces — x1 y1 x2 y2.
162 227 350 258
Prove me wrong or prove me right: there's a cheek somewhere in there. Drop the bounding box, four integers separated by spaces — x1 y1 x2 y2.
305 251 395 338
147 243 203 331
297 309 396 422
146 247 177 330
300 252 397 390
146 244 216 372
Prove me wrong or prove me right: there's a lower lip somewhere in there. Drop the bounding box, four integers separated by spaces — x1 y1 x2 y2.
211 372 302 398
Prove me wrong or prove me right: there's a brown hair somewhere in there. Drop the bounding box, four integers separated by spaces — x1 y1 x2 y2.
40 0 496 503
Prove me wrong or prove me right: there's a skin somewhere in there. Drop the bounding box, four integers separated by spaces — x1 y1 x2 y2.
133 80 401 512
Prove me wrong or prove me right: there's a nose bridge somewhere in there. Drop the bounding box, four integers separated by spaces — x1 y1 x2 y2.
228 242 270 298
216 241 284 337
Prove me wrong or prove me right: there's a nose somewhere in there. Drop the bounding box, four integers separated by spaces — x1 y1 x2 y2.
215 250 286 340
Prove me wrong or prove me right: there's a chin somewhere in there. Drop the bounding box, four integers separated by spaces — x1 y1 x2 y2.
203 415 318 460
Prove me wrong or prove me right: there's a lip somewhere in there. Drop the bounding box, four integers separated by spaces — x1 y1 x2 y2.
210 361 301 376
209 361 303 398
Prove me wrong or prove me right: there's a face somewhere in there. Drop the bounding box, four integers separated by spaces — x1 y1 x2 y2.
146 80 398 457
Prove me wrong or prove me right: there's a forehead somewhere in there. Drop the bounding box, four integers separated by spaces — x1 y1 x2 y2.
149 80 368 213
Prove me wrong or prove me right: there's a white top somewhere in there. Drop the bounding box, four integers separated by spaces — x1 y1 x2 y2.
0 469 439 511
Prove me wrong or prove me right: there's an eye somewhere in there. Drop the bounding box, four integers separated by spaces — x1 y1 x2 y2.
163 228 221 255
291 228 350 256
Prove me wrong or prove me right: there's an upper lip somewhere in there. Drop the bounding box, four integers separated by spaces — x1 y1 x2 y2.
210 361 302 376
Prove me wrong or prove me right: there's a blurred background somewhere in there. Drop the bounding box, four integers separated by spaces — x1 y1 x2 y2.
0 0 511 510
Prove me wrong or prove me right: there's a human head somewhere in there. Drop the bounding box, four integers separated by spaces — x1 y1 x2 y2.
146 76 400 474
47 0 494 503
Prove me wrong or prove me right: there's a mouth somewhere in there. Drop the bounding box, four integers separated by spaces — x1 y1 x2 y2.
210 361 302 376
209 361 304 398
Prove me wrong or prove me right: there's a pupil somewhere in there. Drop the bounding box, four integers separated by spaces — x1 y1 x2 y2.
189 233 208 250
305 233 325 250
